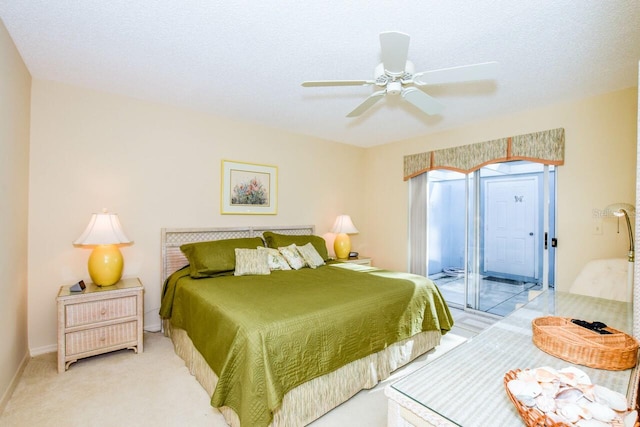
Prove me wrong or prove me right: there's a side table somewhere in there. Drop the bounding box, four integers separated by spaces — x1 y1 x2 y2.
57 277 144 373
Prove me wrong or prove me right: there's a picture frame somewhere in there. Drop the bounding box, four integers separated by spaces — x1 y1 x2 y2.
221 160 278 215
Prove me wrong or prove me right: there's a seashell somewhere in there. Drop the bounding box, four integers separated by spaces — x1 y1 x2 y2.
559 366 592 386
516 395 536 407
557 371 578 387
580 401 616 423
508 379 541 398
540 381 560 397
557 402 584 423
547 412 567 424
576 419 612 427
517 369 537 382
615 418 627 426
624 410 638 427
594 384 628 411
555 387 584 402
546 411 569 425
535 394 556 413
577 383 596 402
535 366 559 382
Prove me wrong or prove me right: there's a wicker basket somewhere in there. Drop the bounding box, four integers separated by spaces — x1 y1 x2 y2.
532 317 639 370
504 369 635 427
504 369 570 427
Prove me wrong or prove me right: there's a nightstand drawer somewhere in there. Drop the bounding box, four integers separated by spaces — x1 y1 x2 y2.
65 321 138 355
65 295 137 327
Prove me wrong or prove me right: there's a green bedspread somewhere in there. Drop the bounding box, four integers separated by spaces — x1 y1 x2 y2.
160 263 453 427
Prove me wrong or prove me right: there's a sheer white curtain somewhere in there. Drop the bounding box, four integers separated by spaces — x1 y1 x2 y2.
408 172 428 275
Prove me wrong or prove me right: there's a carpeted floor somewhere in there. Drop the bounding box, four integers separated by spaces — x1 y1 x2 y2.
0 311 494 427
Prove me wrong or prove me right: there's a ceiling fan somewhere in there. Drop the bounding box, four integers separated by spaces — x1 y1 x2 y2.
301 31 498 118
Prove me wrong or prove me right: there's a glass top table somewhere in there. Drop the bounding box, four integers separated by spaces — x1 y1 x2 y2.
386 292 637 427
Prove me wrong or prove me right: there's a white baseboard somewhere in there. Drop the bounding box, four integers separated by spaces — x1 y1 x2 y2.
0 351 29 415
29 344 56 357
144 320 162 333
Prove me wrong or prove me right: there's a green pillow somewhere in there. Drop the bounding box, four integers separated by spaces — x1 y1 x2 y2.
262 231 329 261
180 237 264 278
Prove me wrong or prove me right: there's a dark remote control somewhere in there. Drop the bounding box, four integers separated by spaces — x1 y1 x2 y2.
571 319 611 334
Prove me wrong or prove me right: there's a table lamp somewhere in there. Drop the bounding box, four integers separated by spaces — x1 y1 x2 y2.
74 209 132 286
331 214 359 259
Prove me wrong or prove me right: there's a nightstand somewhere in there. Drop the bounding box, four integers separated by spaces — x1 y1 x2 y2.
57 277 144 373
339 256 372 266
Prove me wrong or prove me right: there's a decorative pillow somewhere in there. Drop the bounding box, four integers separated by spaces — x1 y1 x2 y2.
278 244 306 270
234 248 270 276
263 232 330 261
296 242 325 269
257 246 291 271
180 237 264 278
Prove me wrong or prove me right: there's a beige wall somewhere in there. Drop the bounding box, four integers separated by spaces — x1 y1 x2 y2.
27 80 366 352
363 87 638 292
23 67 639 352
0 19 31 409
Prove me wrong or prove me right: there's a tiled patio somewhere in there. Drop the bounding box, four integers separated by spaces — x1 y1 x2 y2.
431 272 545 316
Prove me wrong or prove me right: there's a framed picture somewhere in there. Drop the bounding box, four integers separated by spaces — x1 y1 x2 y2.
221 160 278 215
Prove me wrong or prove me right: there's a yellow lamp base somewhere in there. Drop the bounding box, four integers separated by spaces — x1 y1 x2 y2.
334 233 351 260
88 244 124 286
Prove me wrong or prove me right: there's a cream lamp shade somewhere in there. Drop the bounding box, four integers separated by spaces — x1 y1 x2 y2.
331 214 359 259
74 210 132 286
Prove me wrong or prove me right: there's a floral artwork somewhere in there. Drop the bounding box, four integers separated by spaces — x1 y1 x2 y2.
231 175 268 206
221 161 277 214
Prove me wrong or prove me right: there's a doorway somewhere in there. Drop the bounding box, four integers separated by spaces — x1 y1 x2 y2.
483 175 538 280
427 161 556 316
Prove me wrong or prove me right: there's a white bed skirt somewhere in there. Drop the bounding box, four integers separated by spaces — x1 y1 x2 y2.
163 319 442 427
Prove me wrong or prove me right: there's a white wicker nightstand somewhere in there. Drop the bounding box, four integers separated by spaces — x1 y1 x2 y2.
57 277 144 373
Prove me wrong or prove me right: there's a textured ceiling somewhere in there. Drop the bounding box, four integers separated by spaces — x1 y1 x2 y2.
1 1 639 147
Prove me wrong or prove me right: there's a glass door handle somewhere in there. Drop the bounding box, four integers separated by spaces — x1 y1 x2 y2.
543 233 557 249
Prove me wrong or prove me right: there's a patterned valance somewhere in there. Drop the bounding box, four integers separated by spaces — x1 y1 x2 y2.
403 128 565 180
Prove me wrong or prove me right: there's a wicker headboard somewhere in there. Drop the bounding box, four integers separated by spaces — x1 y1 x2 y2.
160 225 315 284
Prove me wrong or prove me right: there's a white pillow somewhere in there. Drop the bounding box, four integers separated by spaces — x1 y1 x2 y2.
234 248 270 276
257 246 291 271
278 244 306 270
296 242 325 269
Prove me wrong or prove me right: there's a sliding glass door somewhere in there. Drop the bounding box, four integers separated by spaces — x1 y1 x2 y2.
427 161 555 316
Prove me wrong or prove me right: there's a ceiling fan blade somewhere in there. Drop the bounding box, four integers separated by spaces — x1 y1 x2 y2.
302 80 374 87
413 61 498 86
380 31 410 76
401 88 444 115
346 90 386 117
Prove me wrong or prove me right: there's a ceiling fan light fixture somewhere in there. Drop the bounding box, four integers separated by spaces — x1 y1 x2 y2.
301 32 497 118
387 81 402 95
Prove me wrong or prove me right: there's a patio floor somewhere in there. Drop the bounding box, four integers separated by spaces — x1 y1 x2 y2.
431 272 545 316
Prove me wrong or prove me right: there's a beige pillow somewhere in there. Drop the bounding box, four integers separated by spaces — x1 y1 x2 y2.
257 246 291 271
278 244 306 270
234 248 270 276
296 242 325 269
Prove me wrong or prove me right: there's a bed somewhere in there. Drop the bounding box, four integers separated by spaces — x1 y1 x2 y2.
159 225 453 427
